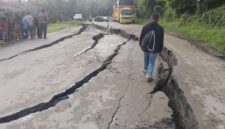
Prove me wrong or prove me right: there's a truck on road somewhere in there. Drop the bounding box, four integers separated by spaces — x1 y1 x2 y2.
112 0 135 24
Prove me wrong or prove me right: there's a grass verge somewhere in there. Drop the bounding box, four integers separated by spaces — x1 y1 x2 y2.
160 19 225 53
134 18 225 53
48 21 80 33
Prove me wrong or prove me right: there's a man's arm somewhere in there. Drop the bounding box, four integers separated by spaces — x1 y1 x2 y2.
139 25 147 46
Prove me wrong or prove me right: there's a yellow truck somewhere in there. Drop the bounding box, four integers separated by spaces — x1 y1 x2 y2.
113 0 135 24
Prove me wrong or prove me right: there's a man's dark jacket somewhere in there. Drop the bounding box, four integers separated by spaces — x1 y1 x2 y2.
139 22 164 53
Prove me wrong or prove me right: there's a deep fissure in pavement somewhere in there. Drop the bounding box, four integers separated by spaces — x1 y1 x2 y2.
151 48 199 129
0 24 88 62
93 24 139 41
0 31 135 124
74 33 104 57
165 77 199 129
94 24 199 129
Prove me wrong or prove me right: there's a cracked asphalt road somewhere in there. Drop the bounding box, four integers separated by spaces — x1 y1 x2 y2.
1 22 224 129
0 26 172 129
94 22 225 129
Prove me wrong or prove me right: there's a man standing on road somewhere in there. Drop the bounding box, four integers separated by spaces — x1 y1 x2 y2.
33 15 39 39
38 9 48 39
139 13 164 82
22 15 29 39
23 13 34 39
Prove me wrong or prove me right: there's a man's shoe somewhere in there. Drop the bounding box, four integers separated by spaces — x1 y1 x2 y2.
146 77 153 83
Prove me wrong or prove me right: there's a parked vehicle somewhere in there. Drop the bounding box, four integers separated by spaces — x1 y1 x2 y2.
94 16 108 22
73 14 83 20
112 0 136 24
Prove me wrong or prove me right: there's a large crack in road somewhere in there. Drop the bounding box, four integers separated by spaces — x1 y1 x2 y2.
0 26 110 117
150 48 199 129
74 33 104 57
95 24 199 129
0 29 135 124
154 76 199 129
107 86 128 129
0 24 88 63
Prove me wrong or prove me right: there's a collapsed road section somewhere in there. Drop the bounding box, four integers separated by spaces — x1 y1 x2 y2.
151 48 199 129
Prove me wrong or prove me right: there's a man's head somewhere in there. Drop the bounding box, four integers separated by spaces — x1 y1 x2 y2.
150 13 160 23
41 9 45 13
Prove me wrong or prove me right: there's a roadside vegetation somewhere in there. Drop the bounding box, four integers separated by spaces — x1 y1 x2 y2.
161 18 225 52
134 0 225 53
20 0 224 52
48 21 80 33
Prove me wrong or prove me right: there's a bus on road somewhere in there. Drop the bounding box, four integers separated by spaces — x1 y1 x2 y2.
112 0 136 24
